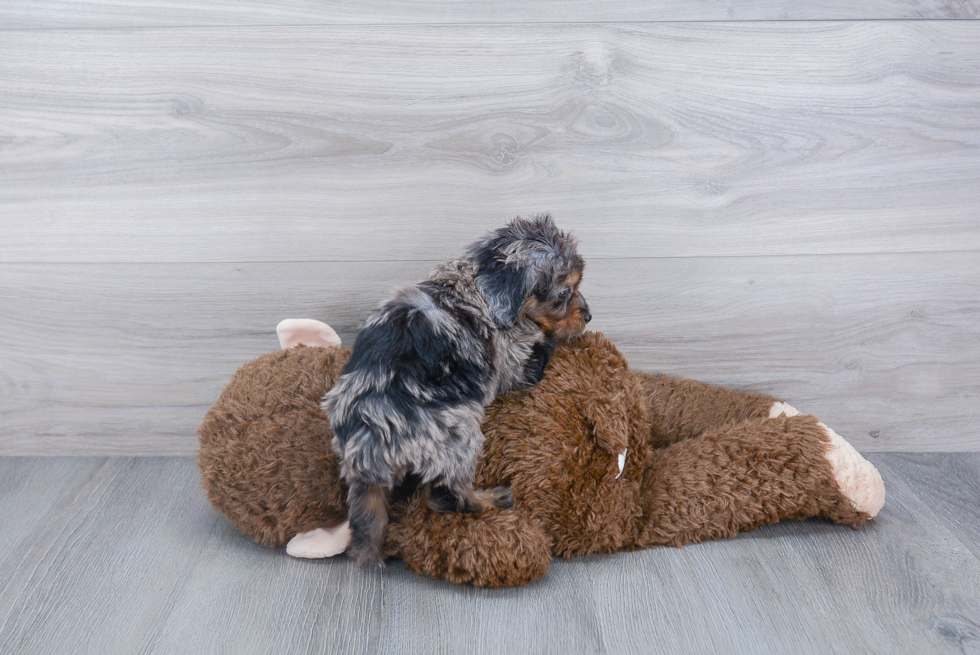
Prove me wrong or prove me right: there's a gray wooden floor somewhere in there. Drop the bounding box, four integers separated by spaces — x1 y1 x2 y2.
0 453 978 655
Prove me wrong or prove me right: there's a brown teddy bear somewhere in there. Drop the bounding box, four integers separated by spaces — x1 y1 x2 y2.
198 319 884 588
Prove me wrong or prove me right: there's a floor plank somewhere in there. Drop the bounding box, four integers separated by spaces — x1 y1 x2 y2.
585 544 833 654
2 252 976 455
2 23 978 262
2 455 979 654
378 559 605 655
0 458 217 654
873 453 980 562
145 520 384 655
0 458 104 556
758 453 980 654
2 1 977 28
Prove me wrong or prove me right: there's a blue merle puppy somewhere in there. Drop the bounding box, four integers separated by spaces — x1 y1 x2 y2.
323 214 591 567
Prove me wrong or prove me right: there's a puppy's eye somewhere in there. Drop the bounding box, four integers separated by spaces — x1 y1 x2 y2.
557 288 571 302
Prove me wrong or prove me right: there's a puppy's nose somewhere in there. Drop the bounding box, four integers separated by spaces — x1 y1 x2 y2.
584 313 592 323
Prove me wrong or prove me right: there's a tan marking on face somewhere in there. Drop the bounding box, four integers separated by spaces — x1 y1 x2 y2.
523 291 587 341
522 296 554 334
549 306 588 341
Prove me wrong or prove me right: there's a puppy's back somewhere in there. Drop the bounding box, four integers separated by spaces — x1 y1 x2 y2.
323 282 497 567
324 285 492 479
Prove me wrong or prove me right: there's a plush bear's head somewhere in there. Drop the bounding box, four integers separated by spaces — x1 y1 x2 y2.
477 331 650 557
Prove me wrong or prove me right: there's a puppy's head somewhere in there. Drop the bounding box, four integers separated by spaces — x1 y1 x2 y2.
469 214 591 340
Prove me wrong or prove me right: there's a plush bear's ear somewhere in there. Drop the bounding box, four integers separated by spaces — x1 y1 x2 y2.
276 319 342 349
581 395 630 456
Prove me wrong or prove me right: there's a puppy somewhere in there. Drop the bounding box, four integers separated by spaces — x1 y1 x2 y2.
323 214 591 567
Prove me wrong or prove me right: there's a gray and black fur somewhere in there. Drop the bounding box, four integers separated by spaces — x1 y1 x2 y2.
323 214 591 567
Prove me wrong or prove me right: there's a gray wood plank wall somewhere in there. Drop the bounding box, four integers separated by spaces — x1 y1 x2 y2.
1 4 978 455
1 1 978 27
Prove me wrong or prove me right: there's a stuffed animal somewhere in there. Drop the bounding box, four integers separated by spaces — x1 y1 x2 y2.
198 319 884 587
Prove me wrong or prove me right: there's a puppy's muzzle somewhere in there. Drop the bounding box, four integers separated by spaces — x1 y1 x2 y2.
580 294 592 324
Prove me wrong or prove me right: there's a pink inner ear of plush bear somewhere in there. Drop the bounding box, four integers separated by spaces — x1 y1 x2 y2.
276 319 342 349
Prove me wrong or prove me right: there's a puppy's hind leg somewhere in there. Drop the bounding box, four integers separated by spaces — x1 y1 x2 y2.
424 478 513 514
346 479 390 568
421 413 514 514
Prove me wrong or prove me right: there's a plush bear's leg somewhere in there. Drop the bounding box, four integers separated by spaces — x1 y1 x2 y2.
385 498 552 588
635 371 778 448
285 521 352 559
767 403 885 516
636 414 884 549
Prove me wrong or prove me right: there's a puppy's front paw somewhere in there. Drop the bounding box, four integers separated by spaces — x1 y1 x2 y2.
517 339 558 388
426 484 515 513
486 486 514 510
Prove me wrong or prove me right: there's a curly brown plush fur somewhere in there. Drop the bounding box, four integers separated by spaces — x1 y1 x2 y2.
198 345 351 547
199 331 877 587
636 412 870 549
476 333 649 558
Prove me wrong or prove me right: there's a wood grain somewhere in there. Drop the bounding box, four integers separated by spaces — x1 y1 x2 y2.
0 458 218 654
585 543 834 654
874 453 980 562
1 251 976 455
147 519 384 655
377 559 605 655
0 457 104 556
2 1 978 28
2 22 979 262
748 452 980 655
2 456 980 654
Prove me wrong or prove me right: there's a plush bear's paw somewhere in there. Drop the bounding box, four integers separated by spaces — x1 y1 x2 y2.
819 422 885 518
769 401 801 418
770 402 884 518
285 521 352 559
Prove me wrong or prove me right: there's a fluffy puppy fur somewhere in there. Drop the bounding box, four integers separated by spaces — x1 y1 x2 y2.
323 214 591 567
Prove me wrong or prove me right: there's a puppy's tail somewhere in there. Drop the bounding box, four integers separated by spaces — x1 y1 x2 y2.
346 479 389 568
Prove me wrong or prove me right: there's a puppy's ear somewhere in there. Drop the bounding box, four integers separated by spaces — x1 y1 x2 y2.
476 265 529 329
470 214 577 329
469 222 534 329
